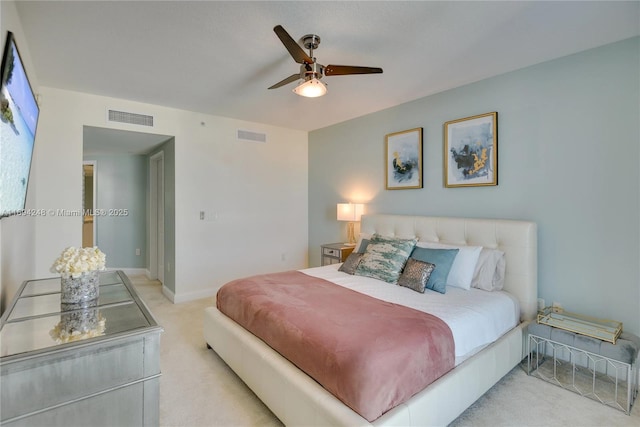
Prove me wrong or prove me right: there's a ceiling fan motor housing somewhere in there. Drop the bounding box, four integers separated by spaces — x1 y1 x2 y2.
300 62 324 80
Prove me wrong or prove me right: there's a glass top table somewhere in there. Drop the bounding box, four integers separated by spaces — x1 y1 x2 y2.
0 271 161 360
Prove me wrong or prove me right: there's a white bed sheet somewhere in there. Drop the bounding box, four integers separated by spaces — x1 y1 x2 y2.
302 264 519 364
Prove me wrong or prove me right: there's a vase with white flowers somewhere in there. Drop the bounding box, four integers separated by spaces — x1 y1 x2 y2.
51 246 106 304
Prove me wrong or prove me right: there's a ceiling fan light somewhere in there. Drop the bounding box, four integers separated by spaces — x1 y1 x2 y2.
293 78 327 97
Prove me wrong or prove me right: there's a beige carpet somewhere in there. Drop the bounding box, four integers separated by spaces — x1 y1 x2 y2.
130 275 640 427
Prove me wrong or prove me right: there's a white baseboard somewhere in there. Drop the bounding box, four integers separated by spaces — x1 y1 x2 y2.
161 285 176 302
107 267 217 304
171 287 217 304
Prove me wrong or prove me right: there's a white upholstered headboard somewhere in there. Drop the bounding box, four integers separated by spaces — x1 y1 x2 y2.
360 214 538 321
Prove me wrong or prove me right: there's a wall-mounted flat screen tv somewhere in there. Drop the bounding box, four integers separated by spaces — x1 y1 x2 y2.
0 31 40 218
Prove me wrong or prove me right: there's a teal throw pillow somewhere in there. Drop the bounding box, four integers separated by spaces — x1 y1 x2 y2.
410 247 459 294
354 234 418 284
356 238 370 253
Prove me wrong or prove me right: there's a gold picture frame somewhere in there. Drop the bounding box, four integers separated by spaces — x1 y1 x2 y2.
444 112 497 188
385 128 423 190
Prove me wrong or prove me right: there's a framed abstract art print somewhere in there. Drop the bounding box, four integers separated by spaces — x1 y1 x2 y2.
444 112 497 188
385 127 423 190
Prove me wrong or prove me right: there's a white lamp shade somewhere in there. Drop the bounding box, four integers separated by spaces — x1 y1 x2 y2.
293 78 327 97
337 203 364 222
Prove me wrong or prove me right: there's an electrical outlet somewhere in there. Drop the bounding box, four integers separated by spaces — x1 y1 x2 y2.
200 211 218 222
135 248 141 256
537 298 545 311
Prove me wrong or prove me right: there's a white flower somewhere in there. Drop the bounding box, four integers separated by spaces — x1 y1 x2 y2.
51 246 106 278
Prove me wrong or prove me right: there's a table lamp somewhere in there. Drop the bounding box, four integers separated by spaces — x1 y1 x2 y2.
337 203 364 246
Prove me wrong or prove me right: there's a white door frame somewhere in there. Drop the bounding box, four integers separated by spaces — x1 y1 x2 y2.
82 160 97 247
149 152 165 283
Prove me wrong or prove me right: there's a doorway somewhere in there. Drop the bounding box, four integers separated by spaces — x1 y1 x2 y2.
82 125 173 283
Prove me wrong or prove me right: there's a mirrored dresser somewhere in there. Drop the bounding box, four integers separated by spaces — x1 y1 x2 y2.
0 271 163 426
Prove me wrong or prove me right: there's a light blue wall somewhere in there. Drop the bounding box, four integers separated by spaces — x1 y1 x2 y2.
309 37 640 335
87 154 148 269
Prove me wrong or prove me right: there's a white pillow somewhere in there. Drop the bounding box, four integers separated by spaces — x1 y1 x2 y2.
416 242 481 290
471 248 506 291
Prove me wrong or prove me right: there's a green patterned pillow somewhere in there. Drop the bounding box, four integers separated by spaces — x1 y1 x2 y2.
354 234 418 284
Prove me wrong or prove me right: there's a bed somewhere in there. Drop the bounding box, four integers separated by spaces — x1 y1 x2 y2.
204 214 537 426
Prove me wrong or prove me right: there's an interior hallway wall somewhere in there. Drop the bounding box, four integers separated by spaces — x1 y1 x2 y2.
29 87 308 303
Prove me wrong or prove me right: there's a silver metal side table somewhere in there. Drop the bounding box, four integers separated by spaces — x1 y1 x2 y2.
0 270 163 426
527 318 638 415
320 243 355 266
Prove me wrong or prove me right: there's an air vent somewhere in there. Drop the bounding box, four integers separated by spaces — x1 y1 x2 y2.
237 129 267 143
107 109 154 127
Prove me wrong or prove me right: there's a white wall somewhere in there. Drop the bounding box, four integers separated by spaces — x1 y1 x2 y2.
309 37 640 336
0 0 40 312
23 86 308 303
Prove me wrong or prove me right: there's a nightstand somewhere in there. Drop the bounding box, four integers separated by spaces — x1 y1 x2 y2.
321 243 355 266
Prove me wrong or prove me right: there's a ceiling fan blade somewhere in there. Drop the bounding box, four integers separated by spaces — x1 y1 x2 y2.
324 65 383 76
268 74 300 90
274 25 313 65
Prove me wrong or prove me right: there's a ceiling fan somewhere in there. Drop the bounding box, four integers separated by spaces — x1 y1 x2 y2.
268 25 383 97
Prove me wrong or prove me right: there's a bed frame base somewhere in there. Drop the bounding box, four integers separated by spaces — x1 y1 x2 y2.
204 306 528 426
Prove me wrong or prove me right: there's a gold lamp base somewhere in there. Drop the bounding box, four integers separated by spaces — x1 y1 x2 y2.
345 222 356 246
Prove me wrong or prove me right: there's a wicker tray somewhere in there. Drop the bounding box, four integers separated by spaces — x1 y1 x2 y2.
537 307 622 344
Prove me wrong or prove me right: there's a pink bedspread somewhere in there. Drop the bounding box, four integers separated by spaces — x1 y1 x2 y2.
216 270 455 422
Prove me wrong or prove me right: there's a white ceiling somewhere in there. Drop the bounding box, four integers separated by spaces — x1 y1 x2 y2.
15 1 640 132
82 126 172 156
